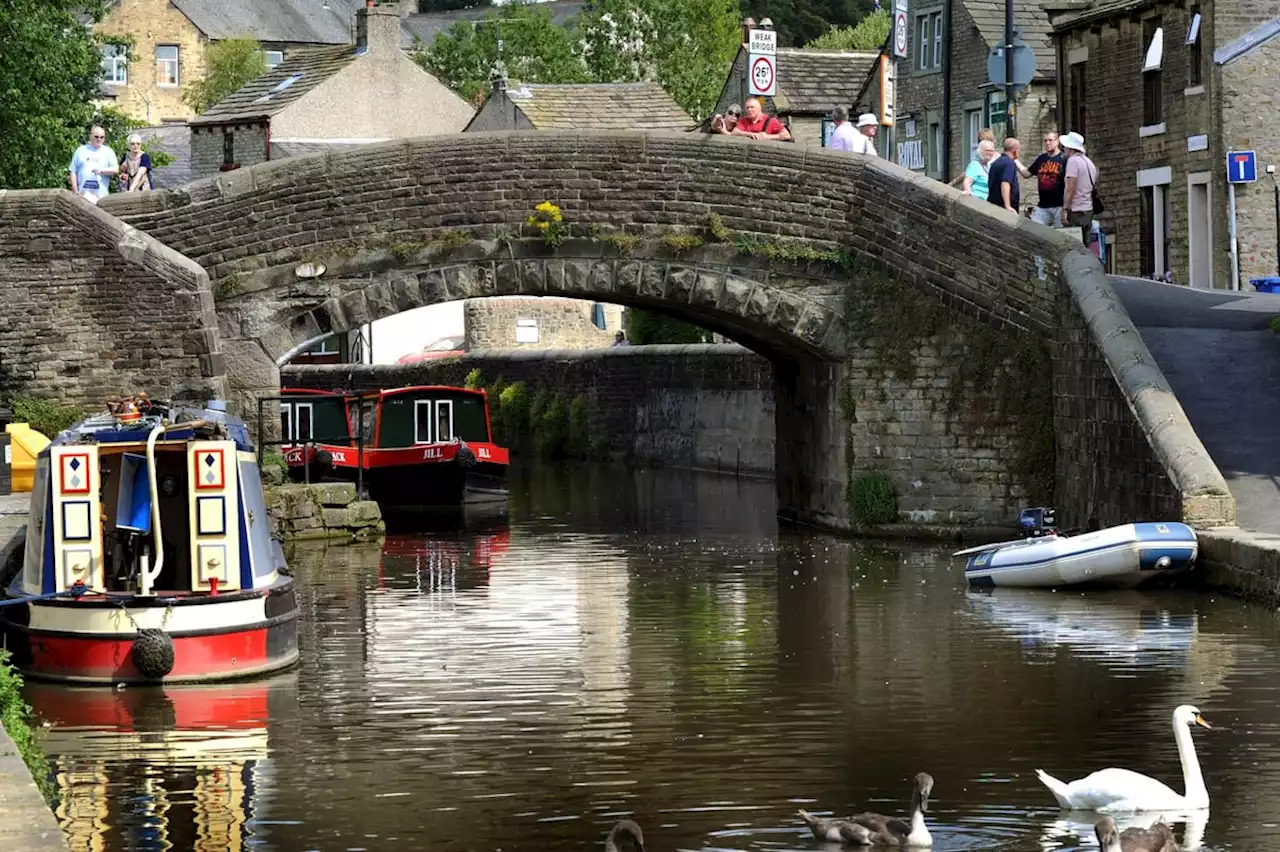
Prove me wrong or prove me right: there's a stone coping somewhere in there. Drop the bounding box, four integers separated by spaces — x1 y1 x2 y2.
0 725 66 852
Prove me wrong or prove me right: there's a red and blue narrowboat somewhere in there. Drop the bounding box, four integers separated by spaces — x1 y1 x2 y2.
281 386 509 510
0 396 299 684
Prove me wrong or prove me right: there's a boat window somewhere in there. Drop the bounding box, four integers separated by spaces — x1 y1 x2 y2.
452 395 491 442
436 400 453 442
281 402 314 441
414 399 433 443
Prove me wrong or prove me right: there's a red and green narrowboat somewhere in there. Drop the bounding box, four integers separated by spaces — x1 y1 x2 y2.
280 386 509 509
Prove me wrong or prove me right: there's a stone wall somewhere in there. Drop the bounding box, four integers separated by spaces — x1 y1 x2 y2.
463 297 622 351
264 482 384 541
282 345 778 477
0 191 225 407
190 122 270 181
1222 13 1280 284
83 131 1234 530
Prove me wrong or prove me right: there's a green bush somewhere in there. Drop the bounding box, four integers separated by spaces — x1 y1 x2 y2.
498 381 530 443
464 368 484 389
0 652 56 807
260 450 288 476
485 378 507 442
568 395 589 457
849 471 899 526
527 386 550 441
9 394 85 437
626 308 713 344
1270 317 1280 336
536 392 569 457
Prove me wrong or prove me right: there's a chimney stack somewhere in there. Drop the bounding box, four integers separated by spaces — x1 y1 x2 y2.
741 16 756 45
355 4 401 53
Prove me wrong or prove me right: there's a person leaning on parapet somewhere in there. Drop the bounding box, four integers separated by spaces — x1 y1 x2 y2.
731 98 791 142
68 125 119 204
962 139 997 199
611 330 630 347
845 113 879 156
711 104 741 135
827 106 858 151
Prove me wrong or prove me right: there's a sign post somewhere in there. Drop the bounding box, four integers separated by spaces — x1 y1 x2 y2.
1227 150 1258 291
747 28 777 97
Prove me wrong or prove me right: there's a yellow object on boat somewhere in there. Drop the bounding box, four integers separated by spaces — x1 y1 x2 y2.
6 423 51 493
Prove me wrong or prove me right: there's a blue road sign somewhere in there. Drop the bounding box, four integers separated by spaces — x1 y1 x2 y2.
1228 150 1257 183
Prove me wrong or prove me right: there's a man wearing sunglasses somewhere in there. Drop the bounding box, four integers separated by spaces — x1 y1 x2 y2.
68 125 120 204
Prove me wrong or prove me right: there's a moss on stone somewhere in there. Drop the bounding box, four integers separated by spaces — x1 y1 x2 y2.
663 232 704 254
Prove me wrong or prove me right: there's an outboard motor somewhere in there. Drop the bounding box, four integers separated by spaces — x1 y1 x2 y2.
1016 507 1058 539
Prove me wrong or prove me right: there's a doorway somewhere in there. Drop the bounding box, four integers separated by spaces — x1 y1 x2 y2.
1187 173 1213 288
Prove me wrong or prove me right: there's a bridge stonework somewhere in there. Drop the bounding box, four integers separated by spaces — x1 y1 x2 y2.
0 131 1233 531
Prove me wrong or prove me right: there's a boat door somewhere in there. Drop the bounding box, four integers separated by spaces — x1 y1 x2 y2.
413 399 453 444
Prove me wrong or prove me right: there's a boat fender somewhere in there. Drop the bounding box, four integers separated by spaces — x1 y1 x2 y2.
131 628 176 680
314 449 334 468
457 442 477 468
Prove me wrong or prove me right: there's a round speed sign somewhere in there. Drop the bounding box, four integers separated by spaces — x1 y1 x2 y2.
750 55 775 95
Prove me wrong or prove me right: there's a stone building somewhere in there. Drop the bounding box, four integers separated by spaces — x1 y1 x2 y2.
92 0 375 124
464 81 694 132
711 43 880 146
1048 1 1280 287
856 0 1057 189
187 5 472 179
463 298 624 351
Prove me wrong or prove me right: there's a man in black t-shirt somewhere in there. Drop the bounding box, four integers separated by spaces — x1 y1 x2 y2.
987 137 1022 213
1020 131 1068 227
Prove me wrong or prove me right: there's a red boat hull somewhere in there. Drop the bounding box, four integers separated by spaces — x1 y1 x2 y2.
1 580 299 685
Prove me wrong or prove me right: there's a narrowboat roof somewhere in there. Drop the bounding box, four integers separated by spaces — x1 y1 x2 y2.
375 386 488 400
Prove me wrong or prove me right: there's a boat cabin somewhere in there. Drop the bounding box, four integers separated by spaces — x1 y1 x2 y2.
371 386 494 449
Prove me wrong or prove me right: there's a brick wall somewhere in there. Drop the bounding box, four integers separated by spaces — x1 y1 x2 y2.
190 123 270 181
463 297 622 350
282 345 778 476
0 192 225 408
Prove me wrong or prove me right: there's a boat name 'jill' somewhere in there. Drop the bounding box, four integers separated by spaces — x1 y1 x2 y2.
478 447 491 459
423 447 443 459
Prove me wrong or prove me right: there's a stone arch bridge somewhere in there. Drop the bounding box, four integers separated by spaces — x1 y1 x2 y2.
0 132 1232 531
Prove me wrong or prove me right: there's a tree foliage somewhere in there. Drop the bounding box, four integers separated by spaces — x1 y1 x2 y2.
741 0 872 47
414 4 588 105
0 0 108 189
626 309 714 345
804 7 890 50
182 36 269 115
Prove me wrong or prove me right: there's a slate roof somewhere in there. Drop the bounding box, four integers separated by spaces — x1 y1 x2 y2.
136 124 194 189
500 83 695 130
751 48 880 115
963 0 1056 78
190 46 357 126
1042 0 1155 31
170 0 363 44
401 0 585 49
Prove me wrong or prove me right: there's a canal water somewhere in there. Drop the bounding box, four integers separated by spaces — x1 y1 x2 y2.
23 463 1280 851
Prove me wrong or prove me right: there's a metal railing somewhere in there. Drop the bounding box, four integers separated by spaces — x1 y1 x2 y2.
255 392 370 499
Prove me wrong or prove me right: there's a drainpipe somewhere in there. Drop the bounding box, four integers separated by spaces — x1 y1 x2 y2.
941 0 953 182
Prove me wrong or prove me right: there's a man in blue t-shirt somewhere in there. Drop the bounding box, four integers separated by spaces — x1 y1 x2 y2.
986 137 1022 214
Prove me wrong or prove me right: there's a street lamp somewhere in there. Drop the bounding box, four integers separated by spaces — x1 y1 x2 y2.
1269 164 1280 277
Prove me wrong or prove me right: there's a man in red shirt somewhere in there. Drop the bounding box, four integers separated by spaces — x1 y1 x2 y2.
731 97 792 142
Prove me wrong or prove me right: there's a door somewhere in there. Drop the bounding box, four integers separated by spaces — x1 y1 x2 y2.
1187 175 1212 288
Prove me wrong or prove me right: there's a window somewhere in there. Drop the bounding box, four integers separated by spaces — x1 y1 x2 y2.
1186 8 1202 88
101 44 127 85
414 400 454 444
1142 19 1164 125
156 45 179 87
928 120 942 175
965 109 982 161
916 11 942 71
1139 185 1172 277
263 50 284 69
308 335 339 355
223 133 235 165
986 92 1006 134
515 318 539 343
1068 63 1087 136
436 400 453 443
281 403 313 442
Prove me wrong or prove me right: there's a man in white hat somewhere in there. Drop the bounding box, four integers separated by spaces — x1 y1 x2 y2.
849 112 879 156
1061 131 1099 245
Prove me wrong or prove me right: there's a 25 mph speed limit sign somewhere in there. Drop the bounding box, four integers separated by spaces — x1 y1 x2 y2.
749 54 776 96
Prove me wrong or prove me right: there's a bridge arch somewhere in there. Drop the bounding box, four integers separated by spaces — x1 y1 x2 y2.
98 130 1232 531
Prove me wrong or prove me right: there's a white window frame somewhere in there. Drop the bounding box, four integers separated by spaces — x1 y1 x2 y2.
515 318 539 343
310 335 340 355
413 400 454 444
263 50 284 69
965 109 981 161
932 12 942 69
101 44 127 86
435 400 454 443
916 13 931 71
281 402 314 442
156 44 180 88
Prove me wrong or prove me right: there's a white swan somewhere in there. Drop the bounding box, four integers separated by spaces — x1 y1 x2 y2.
1036 705 1211 812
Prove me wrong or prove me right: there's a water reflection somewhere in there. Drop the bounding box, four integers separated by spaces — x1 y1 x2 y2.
25 676 293 852
1038 809 1208 851
25 463 1280 851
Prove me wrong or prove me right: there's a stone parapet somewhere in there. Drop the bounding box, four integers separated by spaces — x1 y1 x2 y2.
264 484 384 542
